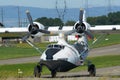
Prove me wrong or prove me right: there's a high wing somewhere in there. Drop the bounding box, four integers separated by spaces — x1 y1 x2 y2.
0 9 120 38
90 25 120 33
0 27 28 33
0 27 28 37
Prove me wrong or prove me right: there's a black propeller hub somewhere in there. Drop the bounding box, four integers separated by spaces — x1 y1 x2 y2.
76 23 86 33
28 24 39 34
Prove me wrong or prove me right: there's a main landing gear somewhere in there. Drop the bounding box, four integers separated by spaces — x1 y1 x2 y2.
34 64 57 78
34 65 42 78
34 62 96 78
87 62 96 76
51 70 57 78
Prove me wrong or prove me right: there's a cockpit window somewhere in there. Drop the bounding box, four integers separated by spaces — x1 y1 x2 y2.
47 45 52 48
47 44 64 49
46 44 65 60
45 48 61 60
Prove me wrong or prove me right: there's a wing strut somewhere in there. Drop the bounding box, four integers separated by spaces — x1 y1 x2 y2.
89 33 109 49
25 40 43 54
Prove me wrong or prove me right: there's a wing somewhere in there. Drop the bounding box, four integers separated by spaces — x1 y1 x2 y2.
0 27 28 37
90 25 120 33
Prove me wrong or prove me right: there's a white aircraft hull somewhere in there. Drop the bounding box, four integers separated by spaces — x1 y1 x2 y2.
39 43 87 72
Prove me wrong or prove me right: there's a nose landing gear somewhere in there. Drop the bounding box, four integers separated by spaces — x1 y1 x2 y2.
88 64 96 76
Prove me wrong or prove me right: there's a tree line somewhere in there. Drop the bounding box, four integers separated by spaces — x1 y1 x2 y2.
35 17 75 29
87 11 120 26
35 11 120 28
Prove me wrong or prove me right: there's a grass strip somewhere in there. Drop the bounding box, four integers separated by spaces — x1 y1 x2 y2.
0 55 119 78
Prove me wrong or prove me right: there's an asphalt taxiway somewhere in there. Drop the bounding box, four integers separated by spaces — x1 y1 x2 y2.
0 44 120 80
0 44 120 65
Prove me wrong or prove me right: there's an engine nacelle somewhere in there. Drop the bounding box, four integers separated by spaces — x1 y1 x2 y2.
27 22 45 37
73 21 90 34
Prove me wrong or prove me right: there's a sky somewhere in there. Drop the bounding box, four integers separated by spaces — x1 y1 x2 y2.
0 0 120 9
0 0 120 27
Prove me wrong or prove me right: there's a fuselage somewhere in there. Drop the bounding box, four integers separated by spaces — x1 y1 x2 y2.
39 33 89 72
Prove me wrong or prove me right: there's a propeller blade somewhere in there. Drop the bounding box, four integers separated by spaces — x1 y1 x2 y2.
79 9 84 24
38 29 51 34
65 29 76 35
26 10 34 27
85 30 94 39
22 32 31 41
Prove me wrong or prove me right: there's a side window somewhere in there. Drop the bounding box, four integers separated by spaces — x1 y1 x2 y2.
47 45 53 48
48 44 65 49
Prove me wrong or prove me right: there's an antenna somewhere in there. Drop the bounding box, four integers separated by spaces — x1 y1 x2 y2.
55 0 67 28
17 6 21 27
85 0 89 17
108 0 112 13
1 8 4 24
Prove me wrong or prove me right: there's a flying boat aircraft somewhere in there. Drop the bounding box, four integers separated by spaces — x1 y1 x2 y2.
22 8 120 78
1 8 119 78
22 9 97 78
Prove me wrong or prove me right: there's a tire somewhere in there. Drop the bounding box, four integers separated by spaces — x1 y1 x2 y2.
51 70 57 78
34 65 41 78
88 64 96 77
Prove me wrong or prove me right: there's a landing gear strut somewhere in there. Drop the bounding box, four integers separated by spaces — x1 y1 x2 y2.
34 65 42 78
88 64 96 76
34 64 57 78
51 70 57 78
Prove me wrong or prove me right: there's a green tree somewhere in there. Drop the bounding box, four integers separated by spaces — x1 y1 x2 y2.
65 20 76 26
88 11 120 25
35 17 48 26
53 18 64 26
96 16 108 25
35 17 63 28
87 17 97 25
108 12 120 25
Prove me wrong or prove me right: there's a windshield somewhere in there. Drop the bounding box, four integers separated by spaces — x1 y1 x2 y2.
47 44 64 49
45 44 64 60
45 48 61 60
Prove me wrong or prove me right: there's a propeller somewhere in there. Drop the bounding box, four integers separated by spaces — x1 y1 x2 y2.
75 9 86 33
75 9 94 39
26 10 50 34
64 9 85 36
22 10 51 41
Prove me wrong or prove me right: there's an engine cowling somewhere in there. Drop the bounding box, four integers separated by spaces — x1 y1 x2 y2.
27 22 45 37
73 21 90 34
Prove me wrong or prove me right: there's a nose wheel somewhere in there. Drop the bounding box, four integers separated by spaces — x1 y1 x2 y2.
88 64 96 76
